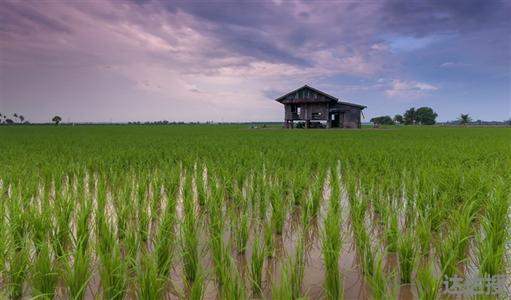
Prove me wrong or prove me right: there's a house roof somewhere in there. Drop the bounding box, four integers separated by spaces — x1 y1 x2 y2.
337 100 367 109
275 85 366 109
275 85 338 103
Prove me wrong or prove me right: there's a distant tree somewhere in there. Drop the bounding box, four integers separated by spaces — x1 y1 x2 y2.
458 114 472 125
394 114 403 124
403 108 417 125
19 115 25 123
416 107 438 125
5 119 14 125
52 115 62 125
370 115 394 125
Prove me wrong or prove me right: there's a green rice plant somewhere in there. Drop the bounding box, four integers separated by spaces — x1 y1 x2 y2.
0 195 8 277
436 235 457 279
31 242 58 299
384 205 399 253
264 217 275 258
322 190 343 300
415 216 432 258
136 183 150 243
123 221 141 271
75 199 92 255
310 172 326 217
271 263 293 300
6 240 30 299
249 233 265 296
366 250 397 300
476 184 509 277
136 251 167 299
301 190 314 229
397 231 416 284
195 164 207 207
181 174 200 285
219 266 247 300
233 205 250 254
154 189 177 278
62 245 92 300
450 202 476 263
292 170 308 207
29 203 52 253
52 195 73 257
290 231 306 299
189 268 205 300
98 236 128 300
416 262 441 300
270 184 286 235
215 243 247 300
207 182 231 289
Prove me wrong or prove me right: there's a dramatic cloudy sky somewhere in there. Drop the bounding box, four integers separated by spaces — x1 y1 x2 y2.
1 0 510 123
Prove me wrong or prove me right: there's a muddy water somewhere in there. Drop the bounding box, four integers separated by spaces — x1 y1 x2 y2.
60 172 435 300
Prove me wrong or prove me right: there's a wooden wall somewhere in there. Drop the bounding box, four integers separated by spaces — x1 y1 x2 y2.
284 103 329 120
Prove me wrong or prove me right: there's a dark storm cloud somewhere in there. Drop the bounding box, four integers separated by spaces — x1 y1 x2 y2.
159 0 314 66
126 0 509 71
382 0 510 36
0 1 71 35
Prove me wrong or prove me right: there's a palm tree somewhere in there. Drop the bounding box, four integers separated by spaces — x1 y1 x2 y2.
52 115 62 125
458 114 472 126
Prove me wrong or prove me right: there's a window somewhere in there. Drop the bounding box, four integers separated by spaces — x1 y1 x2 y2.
297 107 302 115
312 112 323 119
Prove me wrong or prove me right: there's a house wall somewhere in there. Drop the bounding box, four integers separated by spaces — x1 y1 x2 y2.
342 108 362 128
285 103 329 120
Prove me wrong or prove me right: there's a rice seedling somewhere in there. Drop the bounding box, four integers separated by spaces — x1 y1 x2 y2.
181 174 200 286
136 250 167 299
289 231 306 299
322 179 343 300
397 231 416 284
233 203 250 254
415 216 432 258
270 183 287 235
476 183 509 277
366 249 397 300
189 268 205 300
62 244 92 300
6 240 29 299
249 233 265 296
271 261 294 300
98 232 128 300
264 217 275 258
383 204 399 254
416 262 441 300
154 188 177 278
31 242 58 299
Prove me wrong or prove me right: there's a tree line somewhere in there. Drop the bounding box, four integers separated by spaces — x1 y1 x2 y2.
370 107 438 125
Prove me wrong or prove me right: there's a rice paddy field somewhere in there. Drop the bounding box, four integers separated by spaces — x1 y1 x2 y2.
0 125 509 299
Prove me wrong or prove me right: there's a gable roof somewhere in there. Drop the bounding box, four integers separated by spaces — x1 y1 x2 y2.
275 85 366 109
275 85 338 103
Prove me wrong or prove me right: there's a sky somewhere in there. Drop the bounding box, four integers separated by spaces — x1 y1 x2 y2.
0 0 510 123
